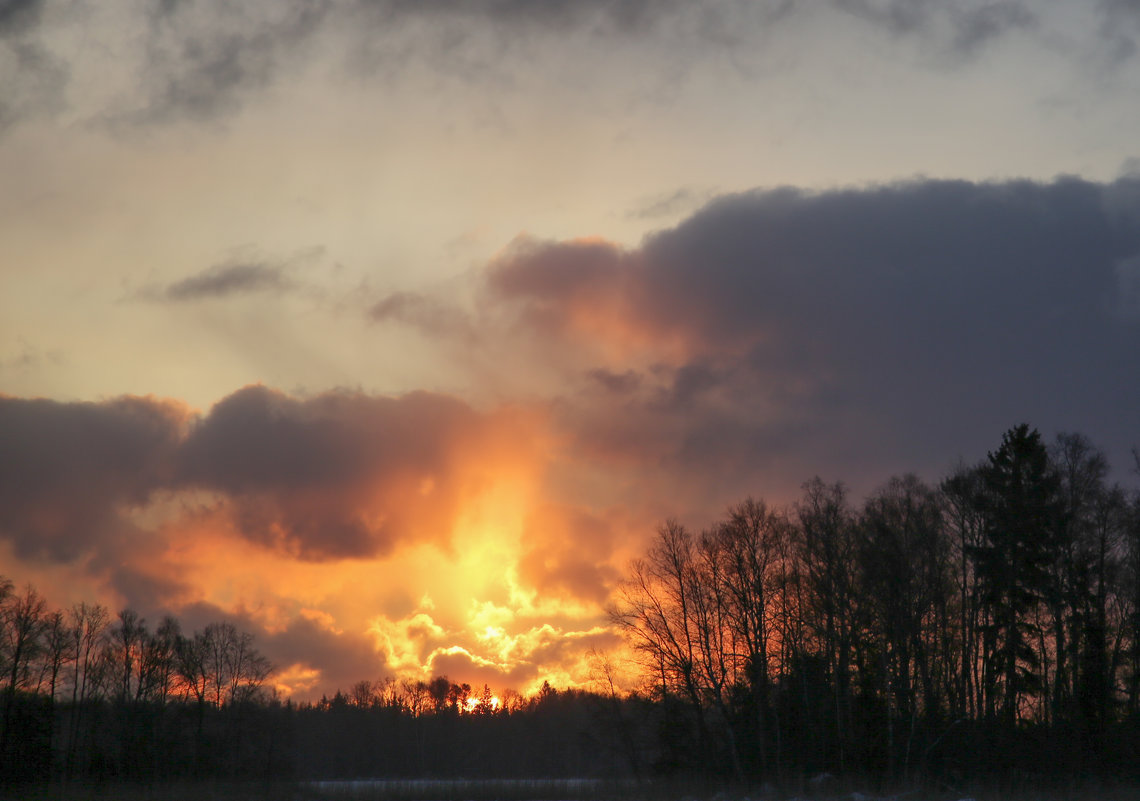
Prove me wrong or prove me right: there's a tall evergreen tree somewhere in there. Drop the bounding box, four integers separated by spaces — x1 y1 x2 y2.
973 424 1064 725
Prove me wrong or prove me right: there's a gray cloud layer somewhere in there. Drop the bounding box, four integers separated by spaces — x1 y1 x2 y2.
1 0 1125 132
484 177 1140 497
0 0 66 129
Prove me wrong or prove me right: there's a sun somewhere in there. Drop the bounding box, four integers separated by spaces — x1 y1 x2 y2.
464 694 502 713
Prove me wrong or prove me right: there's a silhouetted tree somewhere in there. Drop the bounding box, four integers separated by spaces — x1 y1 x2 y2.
1 584 47 764
710 497 789 779
973 424 1064 725
795 478 858 772
612 520 720 774
857 474 951 780
941 462 987 719
107 608 148 704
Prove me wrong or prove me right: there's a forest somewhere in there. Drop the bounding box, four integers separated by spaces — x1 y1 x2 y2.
1 424 1139 795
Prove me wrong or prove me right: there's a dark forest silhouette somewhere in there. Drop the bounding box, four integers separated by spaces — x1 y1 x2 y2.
609 425 1140 788
1 424 1139 794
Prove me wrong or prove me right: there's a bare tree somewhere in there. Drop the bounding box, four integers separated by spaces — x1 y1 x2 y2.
941 463 986 719
858 474 950 779
36 609 73 702
142 616 182 704
175 629 211 711
180 622 274 708
709 497 791 779
399 678 428 715
795 478 858 771
106 608 149 703
1 585 47 759
612 520 738 776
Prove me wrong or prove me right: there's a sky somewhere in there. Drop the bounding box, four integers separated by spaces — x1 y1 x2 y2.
2 0 1140 700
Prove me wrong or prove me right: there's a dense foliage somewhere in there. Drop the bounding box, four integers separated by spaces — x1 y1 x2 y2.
1 424 1138 791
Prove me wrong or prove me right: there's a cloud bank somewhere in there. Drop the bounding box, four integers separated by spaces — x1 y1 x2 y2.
463 176 1140 501
0 0 1128 133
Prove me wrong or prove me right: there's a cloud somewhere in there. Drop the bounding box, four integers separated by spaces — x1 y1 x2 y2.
153 261 295 301
834 0 1036 56
626 187 718 222
517 504 623 605
0 0 46 35
177 384 539 560
0 339 63 373
135 248 326 303
0 384 564 695
0 393 189 561
175 599 387 695
947 2 1036 55
3 0 1056 136
127 0 330 125
369 291 478 341
486 237 645 350
586 368 641 395
1097 0 1140 65
473 177 1140 499
0 384 538 563
424 623 621 693
0 0 66 130
94 0 729 129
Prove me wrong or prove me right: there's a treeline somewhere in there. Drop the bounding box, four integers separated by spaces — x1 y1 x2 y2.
0 592 273 784
612 425 1140 786
291 680 645 780
3 423 1140 792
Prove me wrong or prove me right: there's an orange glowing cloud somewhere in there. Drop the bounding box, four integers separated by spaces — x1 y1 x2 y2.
0 383 643 700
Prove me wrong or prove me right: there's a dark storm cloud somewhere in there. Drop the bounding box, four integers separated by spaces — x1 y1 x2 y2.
486 177 1140 497
178 385 495 560
154 261 295 302
635 179 1134 353
0 384 510 564
179 385 475 494
0 394 186 561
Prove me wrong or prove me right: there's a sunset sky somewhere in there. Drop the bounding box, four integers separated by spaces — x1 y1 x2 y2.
3 0 1140 700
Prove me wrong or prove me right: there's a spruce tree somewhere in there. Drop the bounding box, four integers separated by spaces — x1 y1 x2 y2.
972 424 1064 726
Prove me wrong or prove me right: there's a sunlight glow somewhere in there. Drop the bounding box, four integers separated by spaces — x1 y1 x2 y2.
273 664 323 697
